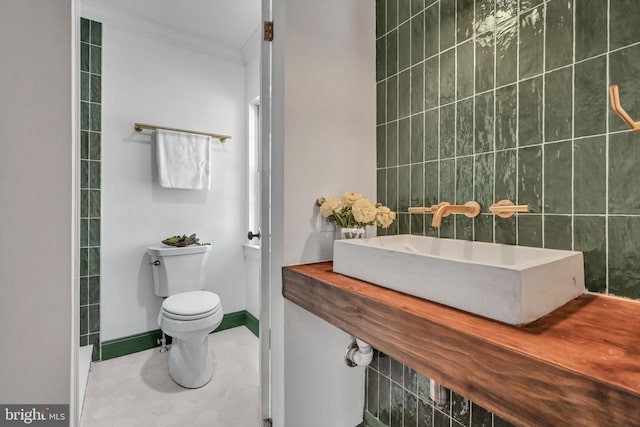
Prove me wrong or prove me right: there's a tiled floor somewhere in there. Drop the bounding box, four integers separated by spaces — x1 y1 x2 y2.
81 326 259 427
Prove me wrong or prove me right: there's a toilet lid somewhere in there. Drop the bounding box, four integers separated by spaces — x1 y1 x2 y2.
162 291 221 318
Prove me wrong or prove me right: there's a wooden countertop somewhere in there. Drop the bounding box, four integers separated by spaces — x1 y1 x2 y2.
282 262 640 427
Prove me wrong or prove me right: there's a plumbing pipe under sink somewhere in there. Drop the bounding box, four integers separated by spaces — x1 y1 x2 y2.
344 339 373 367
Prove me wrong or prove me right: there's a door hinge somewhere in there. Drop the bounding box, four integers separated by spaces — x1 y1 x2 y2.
264 21 274 42
263 418 273 427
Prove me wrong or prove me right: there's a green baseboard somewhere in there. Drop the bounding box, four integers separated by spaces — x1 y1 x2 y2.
101 310 259 361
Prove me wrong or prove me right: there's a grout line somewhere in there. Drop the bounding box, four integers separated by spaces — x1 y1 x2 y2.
539 0 547 248
605 0 611 295
571 0 576 252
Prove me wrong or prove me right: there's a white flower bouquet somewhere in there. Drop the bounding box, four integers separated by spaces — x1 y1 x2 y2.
315 191 396 229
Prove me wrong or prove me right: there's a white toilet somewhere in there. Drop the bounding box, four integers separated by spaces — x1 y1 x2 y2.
147 244 223 388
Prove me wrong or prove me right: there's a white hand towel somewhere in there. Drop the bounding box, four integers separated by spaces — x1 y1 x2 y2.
155 129 211 190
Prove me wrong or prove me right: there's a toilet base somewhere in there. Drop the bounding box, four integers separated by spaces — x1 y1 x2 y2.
167 334 213 388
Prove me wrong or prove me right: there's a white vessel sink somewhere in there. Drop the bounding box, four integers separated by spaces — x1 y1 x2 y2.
333 234 585 325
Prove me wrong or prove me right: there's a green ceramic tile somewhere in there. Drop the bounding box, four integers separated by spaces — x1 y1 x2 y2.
377 81 386 125
398 166 411 212
518 145 542 212
79 336 88 347
456 156 473 203
494 414 517 427
399 117 411 165
518 76 542 146
391 382 403 426
89 304 100 333
455 216 473 240
412 0 425 15
440 104 455 158
456 99 473 156
377 125 386 168
574 216 606 293
611 0 640 50
424 56 439 109
607 216 640 297
80 306 88 335
495 149 516 202
574 56 606 137
440 0 456 50
425 3 439 58
89 190 100 218
390 358 403 383
399 22 411 71
387 121 398 166
387 29 398 77
377 169 387 205
544 215 572 250
496 0 517 22
81 160 89 189
367 369 379 416
388 0 398 31
81 72 90 102
434 409 452 426
89 218 100 247
399 0 411 23
89 132 101 160
476 0 494 26
545 0 573 70
451 392 470 425
80 218 89 248
398 213 411 234
574 136 606 214
440 49 455 104
90 74 101 103
520 0 542 12
89 161 100 189
474 153 494 210
89 333 100 361
411 113 424 163
475 91 494 153
474 215 493 242
411 63 424 114
81 42 89 72
424 109 438 160
609 131 640 214
387 75 398 121
81 190 89 218
376 37 386 82
90 103 101 131
90 20 102 46
609 44 640 132
495 84 517 150
518 215 542 247
456 40 474 99
440 159 455 201
90 45 101 74
388 167 398 211
89 247 100 276
475 31 495 93
495 216 516 244
81 101 89 130
81 18 90 42
425 161 439 206
456 0 474 43
544 66 572 142
471 403 492 427
376 0 386 37
80 248 89 277
412 12 425 66
544 141 572 214
411 212 425 235
418 398 434 426
575 0 606 61
80 277 88 306
404 364 418 392
439 216 454 238
519 5 544 79
404 391 418 427
416 372 430 401
81 131 89 159
398 70 411 119
495 18 518 86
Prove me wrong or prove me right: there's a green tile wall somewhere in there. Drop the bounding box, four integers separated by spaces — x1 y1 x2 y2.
80 18 102 362
371 0 640 425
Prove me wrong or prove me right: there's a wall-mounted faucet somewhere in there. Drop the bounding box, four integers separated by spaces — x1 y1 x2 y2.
431 201 481 228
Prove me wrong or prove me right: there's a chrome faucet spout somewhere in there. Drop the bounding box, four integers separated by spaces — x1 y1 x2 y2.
431 201 481 228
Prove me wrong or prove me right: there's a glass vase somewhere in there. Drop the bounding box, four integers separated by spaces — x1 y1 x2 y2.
337 227 366 239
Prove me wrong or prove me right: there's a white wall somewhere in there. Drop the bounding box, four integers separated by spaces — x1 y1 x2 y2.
0 0 74 408
270 0 376 425
99 22 247 340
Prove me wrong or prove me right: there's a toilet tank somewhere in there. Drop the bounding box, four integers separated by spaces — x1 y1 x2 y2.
147 244 212 297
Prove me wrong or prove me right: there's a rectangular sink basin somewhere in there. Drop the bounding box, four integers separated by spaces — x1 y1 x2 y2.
333 234 585 325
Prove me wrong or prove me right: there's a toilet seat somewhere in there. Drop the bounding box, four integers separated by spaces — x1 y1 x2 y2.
161 291 221 321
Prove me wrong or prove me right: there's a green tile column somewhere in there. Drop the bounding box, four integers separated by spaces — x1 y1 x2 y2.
80 17 102 361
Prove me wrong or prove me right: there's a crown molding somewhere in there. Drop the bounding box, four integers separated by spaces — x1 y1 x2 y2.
80 0 244 65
